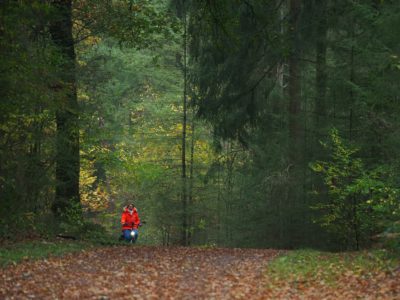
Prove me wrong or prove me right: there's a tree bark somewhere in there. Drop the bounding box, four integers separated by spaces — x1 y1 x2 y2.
288 0 302 165
187 117 195 245
349 34 355 142
315 0 328 129
49 0 80 216
181 11 188 246
286 0 302 247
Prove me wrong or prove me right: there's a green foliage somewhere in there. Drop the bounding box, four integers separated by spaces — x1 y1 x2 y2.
2 0 400 251
55 202 114 243
0 1 60 236
183 0 400 250
379 221 400 253
311 129 399 249
0 0 181 239
76 0 179 49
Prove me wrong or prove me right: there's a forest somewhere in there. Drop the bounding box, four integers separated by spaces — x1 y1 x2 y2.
1 0 400 298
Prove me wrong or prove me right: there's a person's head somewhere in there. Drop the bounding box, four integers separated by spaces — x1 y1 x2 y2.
127 203 134 211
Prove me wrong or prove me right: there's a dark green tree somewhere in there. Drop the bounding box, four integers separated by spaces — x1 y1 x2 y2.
50 0 80 216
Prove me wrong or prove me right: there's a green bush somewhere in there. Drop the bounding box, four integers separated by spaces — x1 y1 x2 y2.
310 128 400 250
380 221 400 253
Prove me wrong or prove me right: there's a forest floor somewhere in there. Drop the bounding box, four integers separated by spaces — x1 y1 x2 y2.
0 245 399 299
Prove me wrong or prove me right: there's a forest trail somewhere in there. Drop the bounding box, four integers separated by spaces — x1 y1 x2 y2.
0 246 280 299
1 246 399 300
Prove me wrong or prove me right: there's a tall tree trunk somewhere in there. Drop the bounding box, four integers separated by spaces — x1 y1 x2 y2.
315 1 328 129
276 2 286 93
49 0 80 216
288 0 302 163
349 36 355 142
349 26 358 250
286 0 302 247
28 105 44 213
309 0 328 246
180 11 188 246
187 117 195 245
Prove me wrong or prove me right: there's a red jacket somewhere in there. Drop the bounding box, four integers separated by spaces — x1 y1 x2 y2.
121 207 140 230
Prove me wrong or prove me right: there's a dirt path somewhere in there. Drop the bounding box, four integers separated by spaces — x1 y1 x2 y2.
2 246 399 299
0 246 281 299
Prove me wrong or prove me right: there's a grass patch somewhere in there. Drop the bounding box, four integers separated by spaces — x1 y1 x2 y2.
0 234 144 267
0 240 93 267
267 249 399 287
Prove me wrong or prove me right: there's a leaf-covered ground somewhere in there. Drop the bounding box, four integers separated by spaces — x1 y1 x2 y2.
264 249 400 299
0 246 399 299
